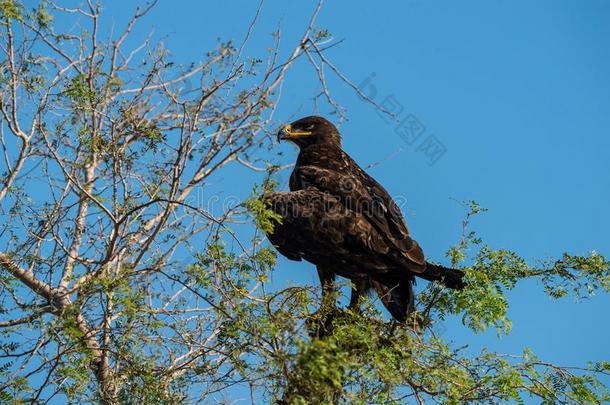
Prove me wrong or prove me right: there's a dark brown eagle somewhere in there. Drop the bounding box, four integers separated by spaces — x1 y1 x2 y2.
265 116 465 323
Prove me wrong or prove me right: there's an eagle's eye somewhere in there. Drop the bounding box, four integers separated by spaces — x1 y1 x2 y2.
305 123 315 130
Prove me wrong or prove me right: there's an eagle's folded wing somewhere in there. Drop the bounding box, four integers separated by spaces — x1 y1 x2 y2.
290 166 426 272
265 190 408 274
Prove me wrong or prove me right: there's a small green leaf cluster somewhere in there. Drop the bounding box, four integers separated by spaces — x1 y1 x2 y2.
244 174 283 234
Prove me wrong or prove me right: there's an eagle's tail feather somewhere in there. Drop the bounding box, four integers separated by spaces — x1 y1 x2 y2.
420 262 466 290
371 277 414 322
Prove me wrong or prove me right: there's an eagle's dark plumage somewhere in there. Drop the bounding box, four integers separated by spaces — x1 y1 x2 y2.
265 116 465 323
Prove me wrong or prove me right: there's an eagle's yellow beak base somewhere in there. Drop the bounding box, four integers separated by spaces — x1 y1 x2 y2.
280 124 312 139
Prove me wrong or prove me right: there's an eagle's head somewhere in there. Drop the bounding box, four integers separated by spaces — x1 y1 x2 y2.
277 116 341 148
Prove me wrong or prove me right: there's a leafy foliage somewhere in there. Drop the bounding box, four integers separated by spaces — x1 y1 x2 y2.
245 170 284 234
0 1 607 404
0 0 22 22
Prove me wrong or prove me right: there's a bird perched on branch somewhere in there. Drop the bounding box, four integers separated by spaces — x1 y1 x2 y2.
265 116 465 325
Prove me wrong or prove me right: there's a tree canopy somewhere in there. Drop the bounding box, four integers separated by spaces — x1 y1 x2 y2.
0 1 608 403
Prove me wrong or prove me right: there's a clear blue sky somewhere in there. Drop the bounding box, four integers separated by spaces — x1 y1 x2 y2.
36 0 610 400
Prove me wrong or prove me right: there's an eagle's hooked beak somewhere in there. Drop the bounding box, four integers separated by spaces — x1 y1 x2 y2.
277 124 312 142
